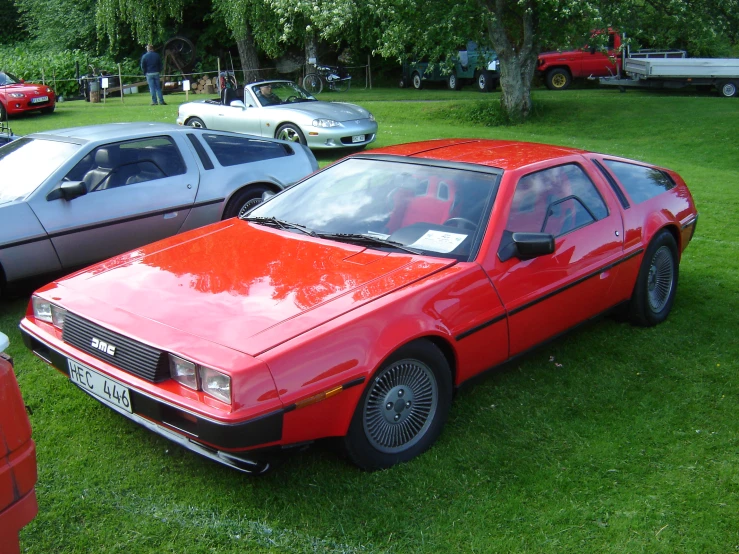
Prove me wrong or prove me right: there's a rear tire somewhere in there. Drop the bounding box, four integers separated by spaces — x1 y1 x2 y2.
343 340 452 471
629 230 679 327
223 185 271 219
447 73 460 91
718 80 737 98
477 70 496 92
545 68 572 91
412 72 423 90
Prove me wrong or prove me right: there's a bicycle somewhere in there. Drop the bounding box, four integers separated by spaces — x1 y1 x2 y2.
302 63 351 94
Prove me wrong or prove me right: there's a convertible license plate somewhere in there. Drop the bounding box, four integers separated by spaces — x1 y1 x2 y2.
31 96 49 104
351 134 365 143
68 359 132 413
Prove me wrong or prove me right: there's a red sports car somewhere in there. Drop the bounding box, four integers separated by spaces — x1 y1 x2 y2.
0 71 56 118
20 139 698 472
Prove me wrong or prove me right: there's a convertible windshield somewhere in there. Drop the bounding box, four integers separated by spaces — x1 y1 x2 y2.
0 71 21 86
0 138 81 204
249 158 500 260
250 81 316 106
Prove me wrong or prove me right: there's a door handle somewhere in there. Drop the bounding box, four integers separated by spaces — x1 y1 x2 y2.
164 212 178 220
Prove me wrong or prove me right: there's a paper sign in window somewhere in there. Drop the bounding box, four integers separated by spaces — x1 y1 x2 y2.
409 230 467 253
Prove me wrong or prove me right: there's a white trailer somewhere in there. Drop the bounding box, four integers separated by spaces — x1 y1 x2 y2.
600 57 739 97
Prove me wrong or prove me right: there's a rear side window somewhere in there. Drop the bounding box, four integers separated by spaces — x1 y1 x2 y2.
202 134 293 167
603 160 675 205
506 164 608 237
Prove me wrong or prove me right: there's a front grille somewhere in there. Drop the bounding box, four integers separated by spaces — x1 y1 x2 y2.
62 312 169 382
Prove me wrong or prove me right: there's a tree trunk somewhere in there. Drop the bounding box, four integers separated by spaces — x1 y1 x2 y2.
236 22 261 84
484 0 538 122
305 30 318 76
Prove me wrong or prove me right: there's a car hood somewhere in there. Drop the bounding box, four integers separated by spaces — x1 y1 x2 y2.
274 101 372 122
56 220 454 356
0 82 52 95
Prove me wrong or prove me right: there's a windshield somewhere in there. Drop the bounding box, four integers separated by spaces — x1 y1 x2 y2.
250 81 316 106
0 72 20 86
249 158 500 260
0 138 81 204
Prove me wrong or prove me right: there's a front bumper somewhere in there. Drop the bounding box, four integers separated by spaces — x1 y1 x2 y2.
20 324 282 474
305 120 378 149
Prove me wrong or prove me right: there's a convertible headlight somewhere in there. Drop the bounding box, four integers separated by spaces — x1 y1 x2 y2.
169 354 199 390
200 366 231 403
32 296 67 329
312 118 341 128
168 354 232 403
9 93 25 98
368 113 375 122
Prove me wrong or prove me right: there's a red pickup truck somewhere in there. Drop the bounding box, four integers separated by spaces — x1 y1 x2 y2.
537 30 622 90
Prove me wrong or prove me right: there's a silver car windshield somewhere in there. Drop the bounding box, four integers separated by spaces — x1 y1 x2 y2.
0 138 80 204
251 82 316 105
249 158 500 261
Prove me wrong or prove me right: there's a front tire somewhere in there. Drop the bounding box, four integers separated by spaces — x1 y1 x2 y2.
186 117 207 129
545 68 572 90
343 340 452 471
275 123 306 145
629 230 679 326
222 185 271 219
302 73 323 94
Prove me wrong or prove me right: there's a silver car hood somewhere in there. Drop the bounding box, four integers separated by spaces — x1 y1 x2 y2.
274 101 371 122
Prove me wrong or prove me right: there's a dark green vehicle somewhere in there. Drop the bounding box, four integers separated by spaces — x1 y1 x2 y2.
401 42 500 92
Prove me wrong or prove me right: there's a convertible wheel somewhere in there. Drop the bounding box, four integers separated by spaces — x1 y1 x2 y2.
276 123 306 145
187 117 207 129
343 340 452 470
629 230 679 326
223 185 271 219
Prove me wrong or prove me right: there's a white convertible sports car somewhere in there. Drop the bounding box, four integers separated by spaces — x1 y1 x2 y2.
176 80 378 150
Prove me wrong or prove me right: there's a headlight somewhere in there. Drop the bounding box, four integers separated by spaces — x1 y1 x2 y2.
46 88 52 93
168 354 232 403
368 113 375 122
200 366 231 403
32 296 67 329
10 93 25 98
169 354 198 390
312 118 341 128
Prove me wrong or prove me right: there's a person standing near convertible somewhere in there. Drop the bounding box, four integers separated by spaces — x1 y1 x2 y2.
140 44 166 105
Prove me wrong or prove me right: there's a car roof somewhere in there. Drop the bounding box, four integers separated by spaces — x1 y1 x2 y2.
368 139 588 171
27 122 190 143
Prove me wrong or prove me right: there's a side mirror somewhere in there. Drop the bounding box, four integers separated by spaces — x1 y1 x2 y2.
47 181 88 201
498 231 555 262
230 100 246 109
589 45 597 55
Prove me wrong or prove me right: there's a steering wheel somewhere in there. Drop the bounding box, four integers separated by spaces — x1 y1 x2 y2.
285 95 299 103
443 217 477 230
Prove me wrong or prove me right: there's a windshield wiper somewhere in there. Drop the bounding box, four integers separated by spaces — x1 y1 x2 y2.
314 232 421 254
242 216 315 236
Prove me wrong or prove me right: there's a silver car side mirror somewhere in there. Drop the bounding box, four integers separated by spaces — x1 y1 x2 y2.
230 100 246 110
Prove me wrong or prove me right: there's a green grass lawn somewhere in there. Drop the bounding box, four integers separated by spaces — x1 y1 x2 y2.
2 86 738 553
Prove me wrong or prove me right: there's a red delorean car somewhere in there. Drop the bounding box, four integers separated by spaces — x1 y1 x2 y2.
20 139 698 473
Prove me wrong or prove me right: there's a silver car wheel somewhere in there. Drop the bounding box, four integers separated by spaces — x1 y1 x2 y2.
362 358 438 454
275 124 306 145
647 245 675 313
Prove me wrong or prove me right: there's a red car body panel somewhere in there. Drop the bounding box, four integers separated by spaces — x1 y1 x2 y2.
19 139 698 471
0 75 56 116
0 355 38 554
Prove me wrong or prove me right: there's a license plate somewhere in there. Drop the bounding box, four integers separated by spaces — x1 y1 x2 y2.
351 135 365 143
31 96 49 104
68 359 132 413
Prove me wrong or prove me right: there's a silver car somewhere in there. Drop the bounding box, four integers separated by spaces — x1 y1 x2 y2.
176 80 378 150
0 122 317 294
